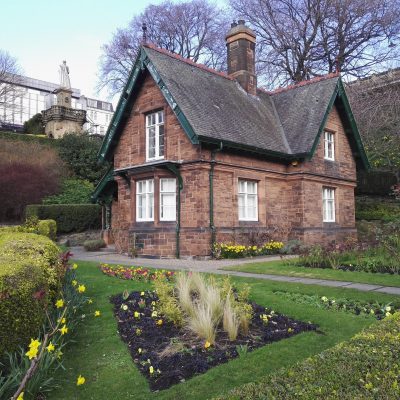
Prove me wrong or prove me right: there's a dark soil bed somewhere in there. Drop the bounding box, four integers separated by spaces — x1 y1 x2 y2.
110 290 319 391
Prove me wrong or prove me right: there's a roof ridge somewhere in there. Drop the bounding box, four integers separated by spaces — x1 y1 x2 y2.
267 73 340 95
143 43 234 81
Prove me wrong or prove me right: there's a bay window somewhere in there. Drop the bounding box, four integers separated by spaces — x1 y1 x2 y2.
160 178 176 221
136 179 154 221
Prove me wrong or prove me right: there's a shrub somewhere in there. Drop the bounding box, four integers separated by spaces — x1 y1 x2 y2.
0 232 63 356
213 313 400 400
42 178 95 205
26 204 102 233
0 218 57 241
356 196 400 222
37 219 57 241
23 113 44 135
83 238 106 251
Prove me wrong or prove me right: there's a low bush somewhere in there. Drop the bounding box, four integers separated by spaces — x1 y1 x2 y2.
42 179 95 205
83 238 106 251
0 218 57 241
356 196 400 222
214 313 400 400
37 219 57 241
100 264 175 282
26 204 101 233
0 232 63 356
214 241 284 259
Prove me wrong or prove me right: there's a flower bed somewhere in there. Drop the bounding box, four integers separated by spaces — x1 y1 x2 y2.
214 241 284 259
110 275 318 391
100 264 174 281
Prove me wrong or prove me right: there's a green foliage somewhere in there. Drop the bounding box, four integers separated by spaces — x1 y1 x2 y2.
0 232 62 356
23 113 44 135
0 131 55 146
56 133 110 184
83 239 106 251
42 179 95 205
26 204 101 233
214 313 400 400
0 218 57 241
356 196 400 222
37 220 57 241
214 241 284 259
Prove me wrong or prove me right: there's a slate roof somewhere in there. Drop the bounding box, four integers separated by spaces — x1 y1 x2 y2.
99 44 368 166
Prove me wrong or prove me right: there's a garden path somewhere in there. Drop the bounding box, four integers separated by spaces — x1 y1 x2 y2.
70 246 400 296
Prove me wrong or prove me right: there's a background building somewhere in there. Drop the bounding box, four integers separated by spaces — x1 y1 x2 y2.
0 74 113 134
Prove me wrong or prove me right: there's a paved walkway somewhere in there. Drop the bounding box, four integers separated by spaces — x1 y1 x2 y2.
70 246 400 296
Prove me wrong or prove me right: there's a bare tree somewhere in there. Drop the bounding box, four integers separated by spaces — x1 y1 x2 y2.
230 0 400 87
0 50 23 126
98 0 229 97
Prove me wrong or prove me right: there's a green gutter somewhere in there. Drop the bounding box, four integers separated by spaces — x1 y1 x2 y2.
166 164 183 259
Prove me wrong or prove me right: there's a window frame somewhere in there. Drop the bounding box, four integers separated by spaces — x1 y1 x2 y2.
322 187 335 222
145 110 165 161
238 180 258 221
324 130 335 161
159 178 176 221
136 179 154 222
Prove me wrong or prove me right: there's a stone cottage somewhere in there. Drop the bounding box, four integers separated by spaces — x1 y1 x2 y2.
93 21 369 258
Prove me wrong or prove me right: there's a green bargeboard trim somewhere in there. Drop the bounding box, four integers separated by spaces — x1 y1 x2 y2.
308 78 370 169
98 47 198 163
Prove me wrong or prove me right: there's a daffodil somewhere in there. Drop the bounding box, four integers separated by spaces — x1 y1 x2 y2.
151 311 158 317
149 366 154 374
288 328 294 333
16 392 24 400
59 324 68 335
76 375 85 386
77 284 86 293
204 341 211 349
136 328 142 335
88 298 93 304
55 299 64 308
56 350 63 359
25 347 38 360
29 338 41 349
140 291 145 296
156 319 163 325
46 342 55 352
94 310 101 317
57 317 66 324
72 263 78 270
138 348 142 354
72 280 77 286
134 311 140 318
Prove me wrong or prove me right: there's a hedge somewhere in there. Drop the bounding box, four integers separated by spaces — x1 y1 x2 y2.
214 313 400 400
26 204 102 233
0 219 57 241
356 196 400 222
0 232 62 356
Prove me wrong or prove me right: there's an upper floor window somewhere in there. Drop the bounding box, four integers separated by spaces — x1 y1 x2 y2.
136 179 154 221
324 131 335 160
238 180 258 221
146 111 164 161
322 187 335 222
160 178 176 221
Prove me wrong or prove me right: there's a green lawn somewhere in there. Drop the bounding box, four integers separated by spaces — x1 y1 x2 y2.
48 261 399 400
222 258 400 287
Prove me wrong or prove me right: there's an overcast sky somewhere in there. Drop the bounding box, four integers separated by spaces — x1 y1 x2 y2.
2 0 207 102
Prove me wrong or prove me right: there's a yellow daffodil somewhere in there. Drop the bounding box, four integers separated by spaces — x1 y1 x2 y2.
29 338 41 349
204 341 211 349
76 375 85 386
156 319 163 325
288 328 293 333
25 347 39 360
94 310 101 317
59 325 68 335
55 299 64 308
17 392 24 400
72 280 77 286
57 317 66 324
77 284 86 293
46 342 55 352
134 311 140 318
149 366 154 374
88 299 93 304
72 263 78 270
140 291 145 296
151 311 158 317
151 301 156 306
136 328 142 335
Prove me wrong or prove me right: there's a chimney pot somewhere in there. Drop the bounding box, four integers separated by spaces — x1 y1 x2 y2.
238 19 245 25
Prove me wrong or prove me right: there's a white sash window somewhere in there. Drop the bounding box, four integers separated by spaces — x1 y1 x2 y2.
238 180 258 221
146 111 164 161
136 179 154 221
323 187 335 222
160 178 176 221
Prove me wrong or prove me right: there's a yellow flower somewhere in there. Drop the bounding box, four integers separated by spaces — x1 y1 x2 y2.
17 392 24 400
57 317 66 324
77 284 86 293
134 311 140 318
136 328 142 335
204 341 211 349
122 304 128 311
94 310 101 317
55 299 64 308
72 280 77 286
76 375 85 386
140 291 145 296
46 342 55 352
88 299 93 304
149 366 154 374
25 347 38 360
156 319 163 325
72 263 78 270
151 311 158 317
56 350 63 359
138 348 142 354
59 325 68 335
29 338 41 349
288 328 293 333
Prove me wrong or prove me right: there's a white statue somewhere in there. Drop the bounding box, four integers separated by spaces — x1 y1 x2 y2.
59 60 71 89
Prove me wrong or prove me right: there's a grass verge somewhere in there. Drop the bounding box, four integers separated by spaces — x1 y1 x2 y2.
47 261 399 400
222 259 400 287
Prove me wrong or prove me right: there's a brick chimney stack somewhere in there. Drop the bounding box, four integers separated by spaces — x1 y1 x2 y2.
225 20 257 95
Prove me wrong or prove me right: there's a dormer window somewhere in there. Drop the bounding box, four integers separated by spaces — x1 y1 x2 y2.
146 111 164 161
324 131 335 161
